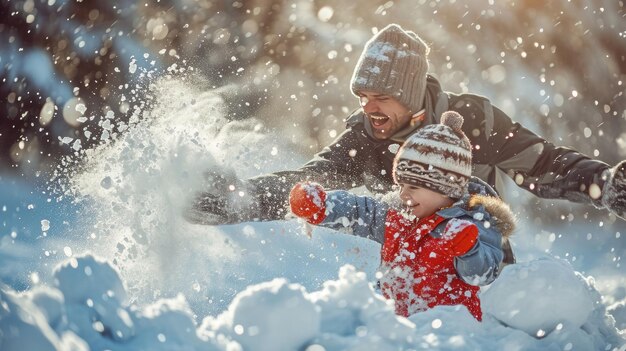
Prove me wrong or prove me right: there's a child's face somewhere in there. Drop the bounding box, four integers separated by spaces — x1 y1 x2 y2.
398 183 455 218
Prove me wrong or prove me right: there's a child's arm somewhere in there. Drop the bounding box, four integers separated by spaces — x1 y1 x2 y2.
289 182 388 244
432 218 503 285
432 217 504 285
452 218 504 285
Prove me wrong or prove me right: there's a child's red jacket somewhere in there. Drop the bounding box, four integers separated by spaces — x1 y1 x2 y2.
291 179 515 320
380 210 482 319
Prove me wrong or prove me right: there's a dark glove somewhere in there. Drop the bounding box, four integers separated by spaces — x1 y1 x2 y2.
184 170 261 225
602 160 626 220
289 182 327 224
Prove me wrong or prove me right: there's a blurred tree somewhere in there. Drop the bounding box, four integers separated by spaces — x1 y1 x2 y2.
1 0 160 175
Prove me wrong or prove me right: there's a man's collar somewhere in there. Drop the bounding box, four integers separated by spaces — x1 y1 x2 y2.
389 109 426 143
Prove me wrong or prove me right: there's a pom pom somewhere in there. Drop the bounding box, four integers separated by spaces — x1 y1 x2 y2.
441 111 464 132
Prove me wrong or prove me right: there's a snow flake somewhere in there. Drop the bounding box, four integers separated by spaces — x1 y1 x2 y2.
41 219 50 231
388 144 400 154
472 212 484 221
72 139 82 151
317 6 334 22
129 58 137 74
59 136 74 145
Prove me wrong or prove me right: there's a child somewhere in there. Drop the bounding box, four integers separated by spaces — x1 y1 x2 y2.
289 111 515 321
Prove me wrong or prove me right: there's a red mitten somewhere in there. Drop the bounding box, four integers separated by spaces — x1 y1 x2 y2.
439 219 479 257
289 182 327 224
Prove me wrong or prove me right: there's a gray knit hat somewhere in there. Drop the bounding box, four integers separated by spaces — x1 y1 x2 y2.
393 111 472 199
350 24 430 113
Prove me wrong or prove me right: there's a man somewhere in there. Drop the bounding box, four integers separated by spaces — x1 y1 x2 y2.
187 24 626 225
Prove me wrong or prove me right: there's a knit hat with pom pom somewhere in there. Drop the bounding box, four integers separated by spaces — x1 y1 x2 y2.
393 111 472 199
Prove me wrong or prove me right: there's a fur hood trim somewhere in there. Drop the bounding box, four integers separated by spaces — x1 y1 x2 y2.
468 194 516 238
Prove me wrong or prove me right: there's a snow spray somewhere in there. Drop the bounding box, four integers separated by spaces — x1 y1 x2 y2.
50 71 295 309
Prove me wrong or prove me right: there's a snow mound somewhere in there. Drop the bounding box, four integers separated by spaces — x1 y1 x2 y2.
1 254 624 351
203 278 320 351
482 257 594 335
0 285 85 351
2 254 230 351
608 300 626 331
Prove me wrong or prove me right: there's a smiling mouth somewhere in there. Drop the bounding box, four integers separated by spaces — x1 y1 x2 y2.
405 202 420 210
369 114 390 127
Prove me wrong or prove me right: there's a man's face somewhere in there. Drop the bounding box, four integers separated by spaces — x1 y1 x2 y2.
398 183 454 219
357 90 412 140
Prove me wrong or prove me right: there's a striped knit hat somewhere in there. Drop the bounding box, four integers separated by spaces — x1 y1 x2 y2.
393 111 472 199
350 24 430 113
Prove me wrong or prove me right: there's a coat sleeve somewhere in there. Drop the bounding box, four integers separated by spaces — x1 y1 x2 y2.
315 190 389 245
248 128 369 221
452 213 504 286
471 103 609 206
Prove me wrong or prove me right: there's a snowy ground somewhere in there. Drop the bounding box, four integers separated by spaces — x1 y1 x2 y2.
1 77 625 350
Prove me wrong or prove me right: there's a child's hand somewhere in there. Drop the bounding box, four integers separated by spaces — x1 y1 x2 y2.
289 182 327 224
439 219 478 257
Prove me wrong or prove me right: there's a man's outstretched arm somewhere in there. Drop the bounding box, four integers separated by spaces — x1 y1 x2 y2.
477 104 625 219
186 128 370 224
248 128 371 221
